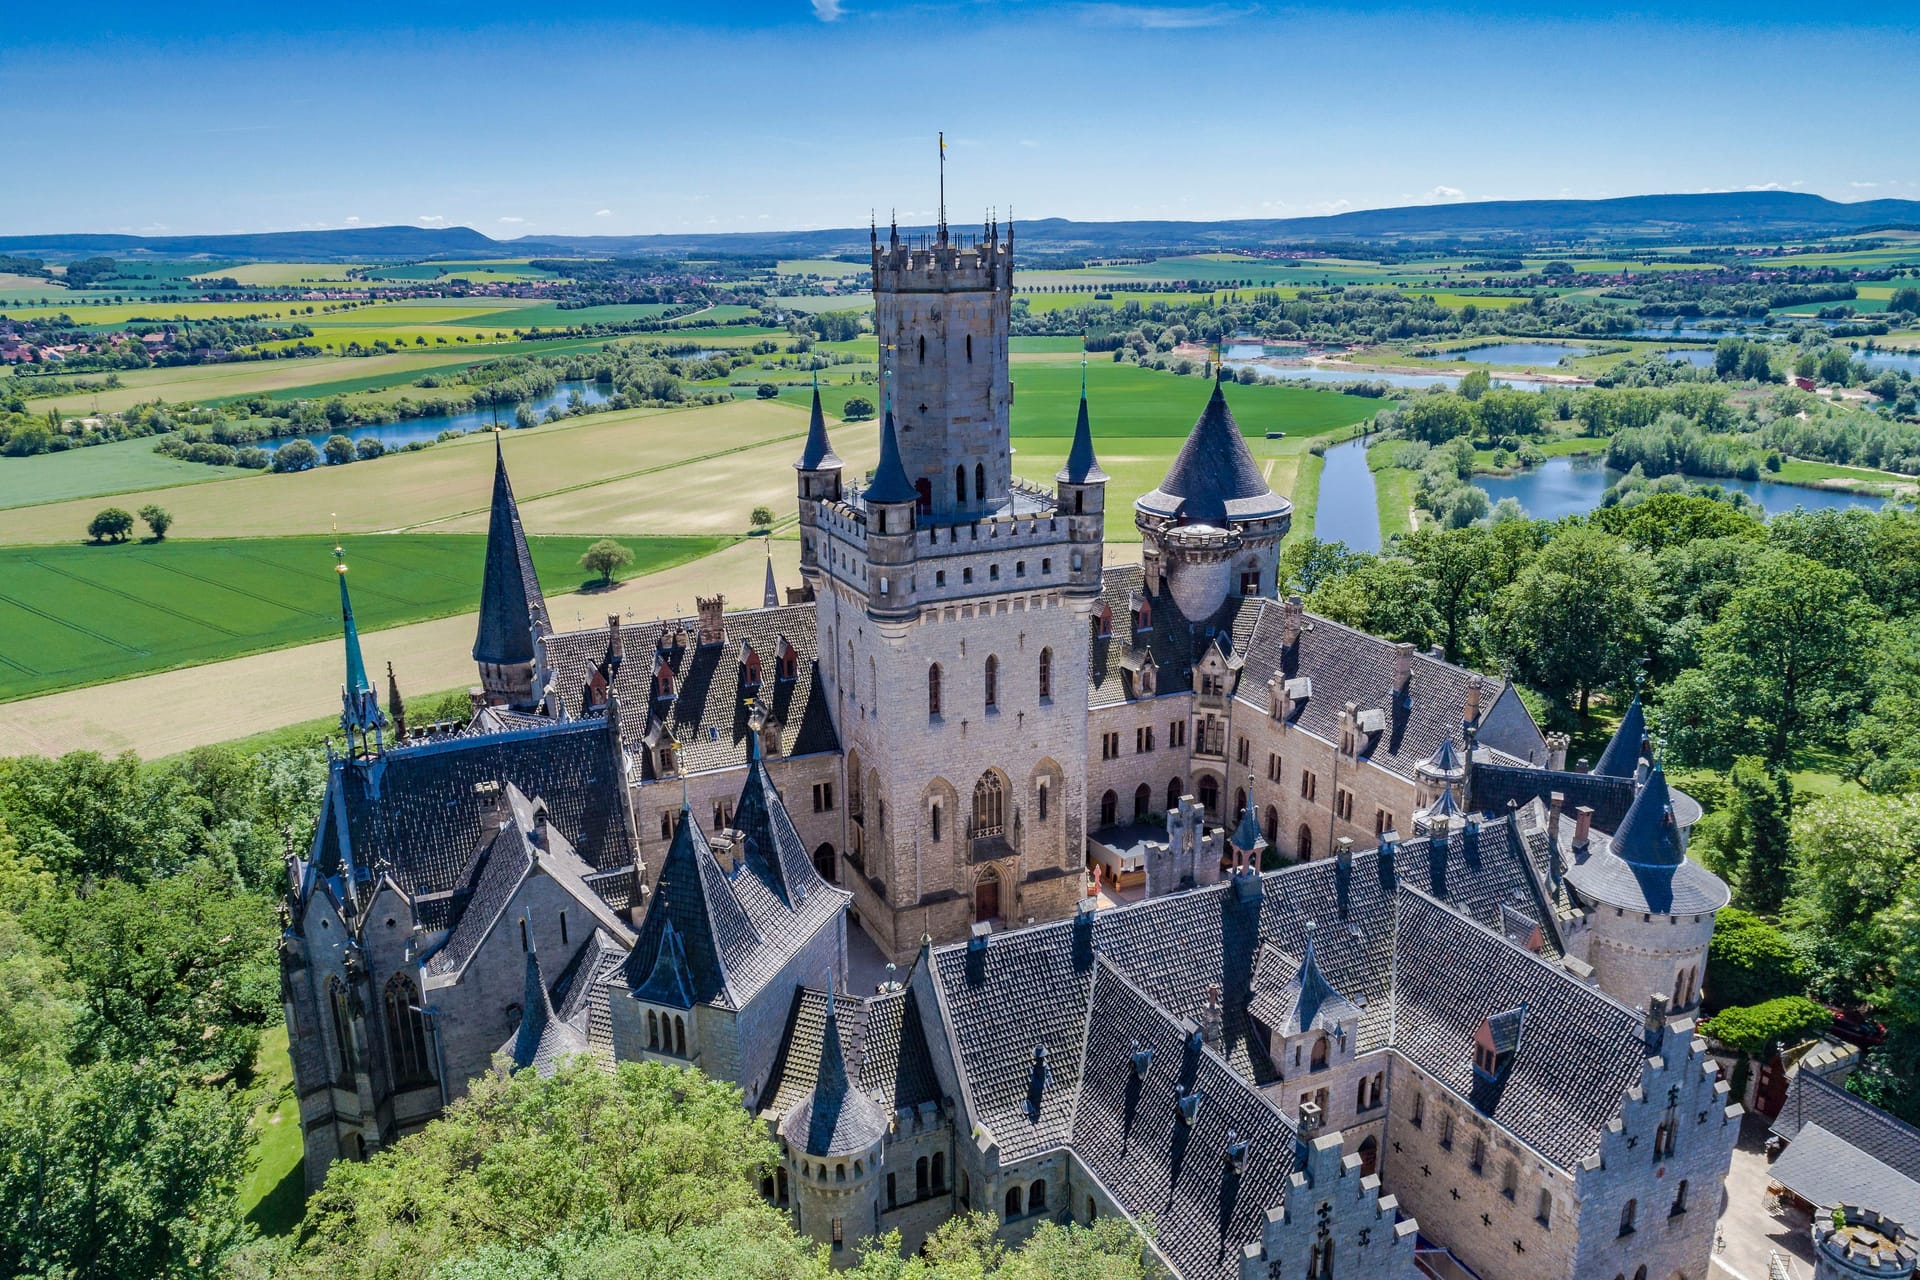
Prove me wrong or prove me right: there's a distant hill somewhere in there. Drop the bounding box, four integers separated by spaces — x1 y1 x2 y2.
5 192 1918 262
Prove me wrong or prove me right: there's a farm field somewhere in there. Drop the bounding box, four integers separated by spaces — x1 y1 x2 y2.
0 436 250 509
1009 360 1382 438
0 531 728 702
454 301 678 329
0 399 809 544
190 262 361 286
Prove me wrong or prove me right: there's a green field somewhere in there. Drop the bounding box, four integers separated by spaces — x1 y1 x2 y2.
238 1024 305 1237
0 436 250 509
1008 361 1381 439
0 532 730 702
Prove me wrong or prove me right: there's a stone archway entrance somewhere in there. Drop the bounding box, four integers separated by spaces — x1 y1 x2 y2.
974 871 1001 923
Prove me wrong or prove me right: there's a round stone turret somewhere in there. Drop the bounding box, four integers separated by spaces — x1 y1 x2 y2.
1135 379 1290 618
1813 1206 1917 1279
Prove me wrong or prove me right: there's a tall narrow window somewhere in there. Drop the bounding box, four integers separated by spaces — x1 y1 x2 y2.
384 973 433 1087
1670 1180 1688 1216
328 977 356 1085
1536 1187 1552 1227
975 463 985 502
1619 1198 1636 1236
1037 783 1049 821
1134 783 1151 822
931 802 942 842
918 334 925 362
1038 648 1052 700
956 466 967 504
984 655 998 710
966 333 973 362
928 663 942 717
1101 790 1118 827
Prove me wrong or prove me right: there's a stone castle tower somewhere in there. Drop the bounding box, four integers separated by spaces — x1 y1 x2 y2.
798 213 1104 961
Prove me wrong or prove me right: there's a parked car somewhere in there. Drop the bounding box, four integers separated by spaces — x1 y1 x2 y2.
1824 1004 1888 1048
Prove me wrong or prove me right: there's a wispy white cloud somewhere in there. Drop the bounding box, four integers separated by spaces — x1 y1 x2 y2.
811 0 843 20
1427 185 1465 201
1077 3 1247 29
594 208 613 217
417 214 447 225
498 215 525 223
344 215 361 224
1850 181 1880 189
1740 180 1803 191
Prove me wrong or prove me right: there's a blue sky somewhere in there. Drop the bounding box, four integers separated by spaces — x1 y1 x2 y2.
2 1 1914 238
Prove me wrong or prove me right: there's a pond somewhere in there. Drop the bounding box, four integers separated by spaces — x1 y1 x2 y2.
260 380 612 457
1225 358 1561 393
1312 437 1382 553
1662 349 1718 367
1854 349 1920 375
1473 455 1895 520
1223 341 1336 361
1415 342 1591 366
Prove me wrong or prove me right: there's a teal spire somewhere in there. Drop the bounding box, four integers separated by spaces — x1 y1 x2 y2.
1057 347 1108 485
335 543 385 743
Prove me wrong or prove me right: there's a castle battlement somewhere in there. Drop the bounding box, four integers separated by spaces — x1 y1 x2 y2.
870 234 1011 291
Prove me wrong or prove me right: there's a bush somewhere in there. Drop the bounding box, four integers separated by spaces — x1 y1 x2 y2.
841 395 874 420
322 434 355 465
271 439 321 472
749 505 775 529
137 504 172 540
1705 908 1806 1011
1703 996 1831 1056
755 383 779 399
353 438 385 461
580 538 634 585
87 507 135 542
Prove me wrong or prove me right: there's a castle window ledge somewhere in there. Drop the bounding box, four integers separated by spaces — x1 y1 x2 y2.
969 833 1014 864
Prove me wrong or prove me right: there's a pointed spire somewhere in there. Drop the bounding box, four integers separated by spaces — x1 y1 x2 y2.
509 922 556 1068
795 371 842 472
1594 695 1648 778
1609 765 1684 868
817 977 850 1101
335 543 383 739
473 436 547 667
1231 777 1265 857
1137 379 1283 526
762 543 779 609
864 407 917 506
1056 348 1108 485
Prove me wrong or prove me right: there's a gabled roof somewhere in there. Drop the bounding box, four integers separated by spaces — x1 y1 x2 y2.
730 748 832 908
473 437 547 667
504 941 587 1076
1250 934 1361 1038
780 988 891 1157
1593 695 1648 778
619 799 845 1013
759 985 941 1119
1770 1071 1920 1227
1135 380 1286 524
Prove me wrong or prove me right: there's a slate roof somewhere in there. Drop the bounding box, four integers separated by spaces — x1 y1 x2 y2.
1070 960 1300 1280
1136 380 1288 524
780 990 893 1157
1565 767 1729 916
1249 934 1361 1038
554 928 626 1058
1594 695 1648 778
863 409 917 505
1056 387 1108 485
313 717 635 926
1087 568 1545 784
1773 1069 1920 1186
544 604 837 775
1768 1123 1920 1227
795 383 843 472
615 766 847 1012
758 986 942 1119
1472 761 1639 833
502 944 589 1077
473 437 546 667
1391 888 1648 1170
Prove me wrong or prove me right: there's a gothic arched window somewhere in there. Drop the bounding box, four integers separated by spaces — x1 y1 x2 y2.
327 977 356 1085
383 972 433 1087
973 773 1005 838
1101 789 1118 827
1134 783 1151 822
931 802 942 843
919 334 926 363
1038 648 1052 700
984 655 998 711
975 463 985 502
956 466 967 505
1167 777 1183 812
928 663 942 718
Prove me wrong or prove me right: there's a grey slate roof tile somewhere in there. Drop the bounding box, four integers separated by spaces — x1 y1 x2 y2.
759 986 941 1120
1773 1068 1920 1177
1136 381 1287 524
473 438 546 667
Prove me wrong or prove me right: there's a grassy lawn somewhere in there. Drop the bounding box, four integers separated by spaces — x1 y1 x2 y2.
1010 362 1380 438
0 436 251 509
0 532 730 702
1290 450 1325 543
1369 438 1421 540
239 1023 307 1238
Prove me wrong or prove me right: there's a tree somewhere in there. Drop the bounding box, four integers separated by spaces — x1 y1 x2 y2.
1786 791 1920 1000
1667 551 1877 768
1702 996 1832 1057
580 538 633 586
271 439 321 473
756 383 779 399
354 438 385 461
87 507 134 543
841 395 874 421
322 434 356 466
1484 526 1655 723
1402 526 1493 662
1306 556 1441 651
1705 908 1806 1012
137 504 172 541
1890 285 1920 317
1722 757 1795 914
749 506 775 530
1278 536 1357 596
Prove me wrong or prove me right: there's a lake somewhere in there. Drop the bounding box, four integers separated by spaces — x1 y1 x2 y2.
1415 342 1591 366
1854 349 1920 375
1225 358 1561 393
261 380 611 457
1663 349 1717 367
1313 437 1383 553
1474 455 1894 520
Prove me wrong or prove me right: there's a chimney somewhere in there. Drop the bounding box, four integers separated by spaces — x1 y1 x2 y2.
1335 836 1353 872
1282 594 1304 646
1072 897 1096 970
606 614 624 668
531 800 551 850
1394 643 1414 699
965 920 991 984
1645 993 1671 1048
1545 731 1569 772
1548 791 1564 846
695 595 726 647
1464 673 1483 725
1574 805 1594 846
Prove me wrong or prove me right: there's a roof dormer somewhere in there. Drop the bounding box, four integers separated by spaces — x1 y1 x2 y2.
1474 1005 1526 1081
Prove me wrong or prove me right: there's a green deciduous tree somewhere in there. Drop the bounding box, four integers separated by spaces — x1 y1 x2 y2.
137 504 173 540
580 539 633 586
750 506 775 529
1702 996 1831 1057
270 439 320 473
1484 526 1655 724
322 434 355 466
1786 791 1920 1000
1704 908 1806 1012
1401 526 1494 663
841 395 875 421
87 507 135 543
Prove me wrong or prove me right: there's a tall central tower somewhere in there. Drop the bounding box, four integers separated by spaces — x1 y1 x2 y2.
871 216 1014 519
796 211 1106 963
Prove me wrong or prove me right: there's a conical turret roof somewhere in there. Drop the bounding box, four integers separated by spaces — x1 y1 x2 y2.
336 549 383 736
473 437 548 666
762 546 779 608
1565 763 1730 915
781 985 889 1157
795 381 842 472
1056 384 1108 484
863 409 917 506
1594 695 1648 778
1136 381 1286 525
1231 785 1265 855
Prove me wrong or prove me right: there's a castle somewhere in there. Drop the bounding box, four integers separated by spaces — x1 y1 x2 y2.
281 208 1739 1280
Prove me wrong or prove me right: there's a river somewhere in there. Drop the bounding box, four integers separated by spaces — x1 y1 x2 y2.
1313 438 1383 553
1473 455 1895 519
260 380 612 457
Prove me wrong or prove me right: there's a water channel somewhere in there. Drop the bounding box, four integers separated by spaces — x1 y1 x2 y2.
1415 342 1592 365
1312 437 1383 553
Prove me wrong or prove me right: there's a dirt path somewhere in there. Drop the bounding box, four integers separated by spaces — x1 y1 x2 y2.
0 538 803 759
